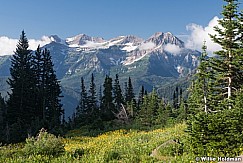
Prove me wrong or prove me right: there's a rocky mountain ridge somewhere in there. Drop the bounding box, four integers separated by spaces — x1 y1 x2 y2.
0 32 200 117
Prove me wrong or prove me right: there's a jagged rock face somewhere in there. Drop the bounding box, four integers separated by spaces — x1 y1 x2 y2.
146 32 184 47
0 31 200 82
66 34 105 45
118 35 143 45
0 32 201 117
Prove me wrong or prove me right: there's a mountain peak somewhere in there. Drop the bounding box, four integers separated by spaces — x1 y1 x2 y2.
147 32 184 47
118 35 143 45
49 35 66 45
66 34 105 46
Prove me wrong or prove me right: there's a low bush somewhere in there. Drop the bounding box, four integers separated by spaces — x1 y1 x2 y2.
24 128 64 156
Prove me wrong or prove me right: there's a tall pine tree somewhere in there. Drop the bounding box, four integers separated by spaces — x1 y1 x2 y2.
209 0 243 109
113 74 124 110
188 42 213 114
101 75 115 121
0 93 6 142
87 73 98 122
32 47 63 129
42 48 63 128
7 31 37 126
75 77 88 124
187 0 243 156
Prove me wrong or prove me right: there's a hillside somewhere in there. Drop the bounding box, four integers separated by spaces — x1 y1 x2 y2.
0 123 193 162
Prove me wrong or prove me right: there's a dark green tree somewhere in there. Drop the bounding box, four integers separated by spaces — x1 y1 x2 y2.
209 0 243 109
101 75 115 121
188 42 213 114
137 89 159 127
155 99 168 126
87 73 98 122
75 77 88 124
32 45 44 120
137 85 145 111
41 48 63 129
173 86 179 109
125 77 135 103
188 0 243 156
0 93 6 142
7 31 37 126
125 77 137 118
113 74 124 110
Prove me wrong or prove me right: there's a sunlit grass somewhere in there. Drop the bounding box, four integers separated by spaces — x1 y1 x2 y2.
0 123 192 162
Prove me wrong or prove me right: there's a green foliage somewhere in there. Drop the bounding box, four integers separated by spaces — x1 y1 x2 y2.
104 150 121 162
101 75 115 121
187 0 243 157
24 128 65 156
209 0 243 107
158 141 183 157
7 30 37 128
4 31 64 143
113 74 124 108
125 76 135 103
187 108 243 156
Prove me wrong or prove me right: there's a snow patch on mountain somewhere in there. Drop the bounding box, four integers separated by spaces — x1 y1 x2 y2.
122 43 138 52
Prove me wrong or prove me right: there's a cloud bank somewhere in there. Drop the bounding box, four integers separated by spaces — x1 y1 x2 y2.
139 42 156 50
0 36 52 56
185 16 222 54
163 43 182 55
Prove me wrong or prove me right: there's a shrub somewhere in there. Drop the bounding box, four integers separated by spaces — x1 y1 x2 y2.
104 150 121 162
24 128 64 156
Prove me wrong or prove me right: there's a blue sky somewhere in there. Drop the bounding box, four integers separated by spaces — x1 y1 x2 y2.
0 0 242 56
0 0 225 39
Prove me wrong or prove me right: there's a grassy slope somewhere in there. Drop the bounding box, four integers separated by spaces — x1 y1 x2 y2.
0 123 196 163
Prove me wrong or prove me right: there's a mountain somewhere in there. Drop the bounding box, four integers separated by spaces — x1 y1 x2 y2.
0 32 200 118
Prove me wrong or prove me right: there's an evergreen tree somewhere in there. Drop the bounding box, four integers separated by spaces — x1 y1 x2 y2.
7 31 37 126
187 0 243 156
137 89 159 127
98 86 102 108
137 95 149 126
209 0 243 109
87 73 98 121
137 85 145 111
188 42 213 114
176 100 187 122
125 77 137 117
173 86 179 109
0 93 6 125
75 77 88 124
125 77 135 103
147 89 159 125
155 99 166 126
113 74 124 110
0 93 6 142
41 48 63 129
32 45 44 120
101 75 115 121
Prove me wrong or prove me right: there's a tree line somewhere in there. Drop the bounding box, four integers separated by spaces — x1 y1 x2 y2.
0 31 63 143
70 73 187 130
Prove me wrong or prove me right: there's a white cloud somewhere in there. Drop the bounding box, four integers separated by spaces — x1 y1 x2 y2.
0 36 52 56
185 16 222 54
139 42 156 50
164 43 182 55
0 37 18 56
